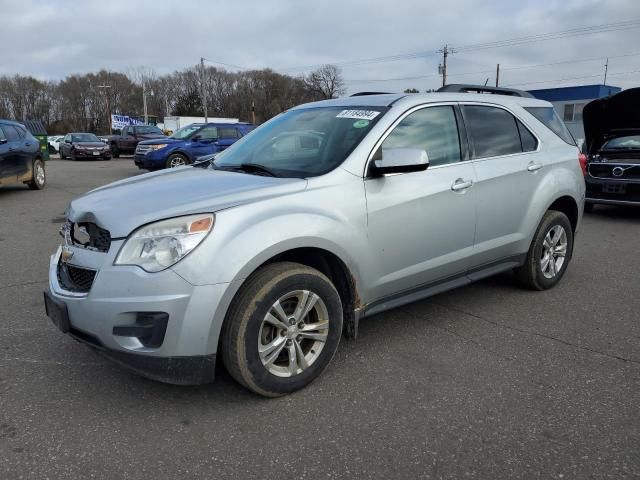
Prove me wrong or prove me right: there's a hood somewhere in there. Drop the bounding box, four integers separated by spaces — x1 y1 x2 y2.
137 133 167 140
74 142 107 148
583 88 640 154
66 167 306 238
138 137 182 146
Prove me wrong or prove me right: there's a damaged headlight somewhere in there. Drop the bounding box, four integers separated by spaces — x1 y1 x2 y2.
114 214 214 272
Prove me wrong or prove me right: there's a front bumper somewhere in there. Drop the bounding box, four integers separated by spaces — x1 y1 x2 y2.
585 175 640 206
46 245 229 384
74 150 111 159
134 150 167 169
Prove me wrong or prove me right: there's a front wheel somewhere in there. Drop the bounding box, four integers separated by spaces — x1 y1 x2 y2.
166 153 188 168
515 210 573 290
28 159 46 190
111 144 120 158
221 262 343 397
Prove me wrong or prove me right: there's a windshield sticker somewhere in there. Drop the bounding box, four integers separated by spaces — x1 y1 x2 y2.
336 110 381 121
353 119 370 128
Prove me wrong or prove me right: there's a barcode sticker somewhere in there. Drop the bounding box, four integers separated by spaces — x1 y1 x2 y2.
336 110 381 120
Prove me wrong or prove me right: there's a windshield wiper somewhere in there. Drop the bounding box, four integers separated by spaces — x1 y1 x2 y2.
214 163 277 177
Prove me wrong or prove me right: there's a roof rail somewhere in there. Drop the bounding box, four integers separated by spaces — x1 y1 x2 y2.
437 84 534 98
350 92 393 97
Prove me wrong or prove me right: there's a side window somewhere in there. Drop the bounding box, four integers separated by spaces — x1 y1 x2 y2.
382 106 461 167
524 107 576 146
462 105 522 158
198 127 218 140
219 127 239 139
516 120 538 152
3 125 21 142
0 126 7 142
122 126 129 136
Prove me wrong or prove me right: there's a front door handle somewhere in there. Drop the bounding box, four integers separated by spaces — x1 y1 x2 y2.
527 162 543 172
451 178 473 192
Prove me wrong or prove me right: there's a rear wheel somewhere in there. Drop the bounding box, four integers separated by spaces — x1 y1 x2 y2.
166 153 188 168
221 262 343 397
515 210 573 290
28 159 45 190
70 150 77 161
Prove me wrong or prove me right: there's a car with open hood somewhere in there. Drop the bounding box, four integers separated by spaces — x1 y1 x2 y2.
583 87 640 210
44 86 585 396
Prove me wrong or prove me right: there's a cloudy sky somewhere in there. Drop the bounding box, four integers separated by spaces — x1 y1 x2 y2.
2 0 639 93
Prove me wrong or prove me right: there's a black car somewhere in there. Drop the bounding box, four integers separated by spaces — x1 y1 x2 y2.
0 119 46 190
584 88 640 211
59 133 112 160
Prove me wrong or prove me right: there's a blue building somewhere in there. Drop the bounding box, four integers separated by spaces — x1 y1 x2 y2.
528 84 621 145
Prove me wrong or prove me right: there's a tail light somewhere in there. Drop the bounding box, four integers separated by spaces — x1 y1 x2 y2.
578 152 588 176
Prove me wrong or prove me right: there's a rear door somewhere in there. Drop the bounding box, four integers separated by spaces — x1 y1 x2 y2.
0 125 12 182
0 125 27 180
461 103 542 268
365 104 478 300
216 126 241 151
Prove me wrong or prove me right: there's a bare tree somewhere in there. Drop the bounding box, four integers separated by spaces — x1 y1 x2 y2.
303 64 346 100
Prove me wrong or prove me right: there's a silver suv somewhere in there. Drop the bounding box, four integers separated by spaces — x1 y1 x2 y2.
44 86 585 396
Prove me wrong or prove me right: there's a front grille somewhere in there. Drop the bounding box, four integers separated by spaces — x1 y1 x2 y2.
588 163 640 181
62 221 111 252
135 144 154 155
57 262 97 293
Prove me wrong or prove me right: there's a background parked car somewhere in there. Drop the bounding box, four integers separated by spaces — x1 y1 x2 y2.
59 133 112 161
0 119 46 190
134 122 254 170
583 87 640 211
48 135 64 153
105 125 166 157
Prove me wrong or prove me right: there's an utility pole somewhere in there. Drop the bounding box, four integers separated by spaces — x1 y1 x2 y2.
251 100 256 125
201 57 208 122
438 45 454 87
96 85 112 135
604 57 609 86
142 75 148 125
496 64 500 87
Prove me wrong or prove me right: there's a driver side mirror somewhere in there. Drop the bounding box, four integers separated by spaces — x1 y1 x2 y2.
0 138 7 145
370 147 429 176
65 139 72 144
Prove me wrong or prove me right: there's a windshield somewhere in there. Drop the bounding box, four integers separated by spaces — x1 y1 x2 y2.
171 125 201 140
212 106 387 178
71 133 100 142
136 126 163 135
603 135 640 150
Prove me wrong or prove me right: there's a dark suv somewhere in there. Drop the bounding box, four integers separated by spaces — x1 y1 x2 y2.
0 119 46 190
584 88 640 210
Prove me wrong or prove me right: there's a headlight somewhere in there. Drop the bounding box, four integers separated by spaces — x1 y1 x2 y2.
150 144 168 150
114 214 214 272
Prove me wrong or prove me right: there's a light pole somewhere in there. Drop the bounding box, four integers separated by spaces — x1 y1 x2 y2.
96 85 112 135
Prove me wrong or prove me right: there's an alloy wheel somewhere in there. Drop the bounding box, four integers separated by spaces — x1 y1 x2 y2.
540 225 567 279
258 290 329 378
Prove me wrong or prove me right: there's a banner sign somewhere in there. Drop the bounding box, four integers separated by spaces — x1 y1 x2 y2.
111 115 144 131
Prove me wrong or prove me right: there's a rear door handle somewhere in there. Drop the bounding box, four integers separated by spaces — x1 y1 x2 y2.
527 162 543 172
451 178 473 192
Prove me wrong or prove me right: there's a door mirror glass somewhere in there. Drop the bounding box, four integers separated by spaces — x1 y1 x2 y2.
372 148 429 175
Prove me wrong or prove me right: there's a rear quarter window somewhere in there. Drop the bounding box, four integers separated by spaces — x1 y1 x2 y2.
524 107 576 146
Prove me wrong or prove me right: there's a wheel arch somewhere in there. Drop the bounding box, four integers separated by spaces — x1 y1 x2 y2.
547 195 579 233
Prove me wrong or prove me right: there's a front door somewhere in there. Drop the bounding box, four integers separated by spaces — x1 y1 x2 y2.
365 104 477 301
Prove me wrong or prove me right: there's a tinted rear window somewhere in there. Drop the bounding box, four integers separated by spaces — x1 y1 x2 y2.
462 105 522 158
524 107 575 146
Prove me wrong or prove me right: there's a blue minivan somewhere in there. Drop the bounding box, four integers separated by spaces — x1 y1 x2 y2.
134 122 254 170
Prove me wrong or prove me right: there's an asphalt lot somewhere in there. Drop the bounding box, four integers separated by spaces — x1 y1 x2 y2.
1 156 639 479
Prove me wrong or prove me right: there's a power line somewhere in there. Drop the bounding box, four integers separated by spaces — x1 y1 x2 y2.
345 51 640 84
504 69 640 87
202 57 249 71
279 19 640 73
